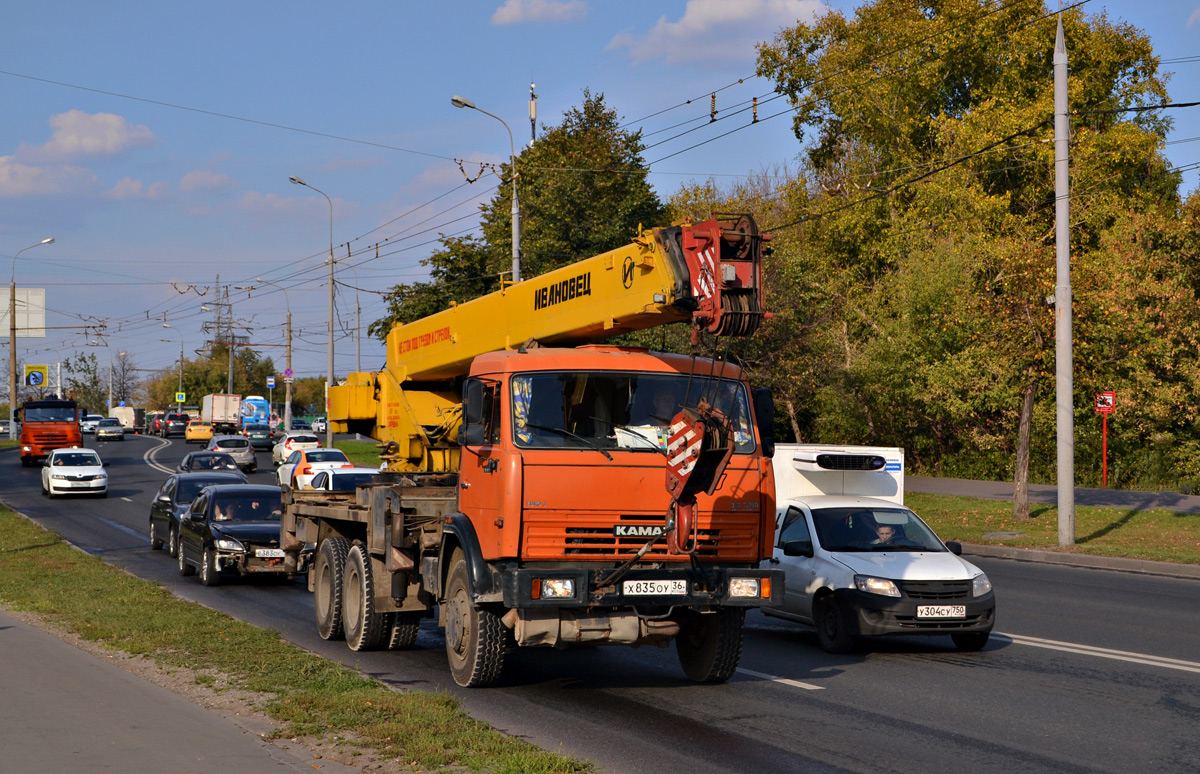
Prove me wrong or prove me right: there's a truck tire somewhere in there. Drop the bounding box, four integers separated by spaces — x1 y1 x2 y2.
149 521 164 551
815 596 856 654
200 546 222 587
387 612 422 651
444 550 507 687
343 543 388 651
314 537 350 641
952 630 991 651
676 608 744 683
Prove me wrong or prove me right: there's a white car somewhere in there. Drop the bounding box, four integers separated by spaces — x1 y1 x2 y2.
80 413 105 434
41 448 109 498
764 444 995 654
312 416 327 433
95 417 125 442
308 466 380 492
277 448 353 489
271 433 321 466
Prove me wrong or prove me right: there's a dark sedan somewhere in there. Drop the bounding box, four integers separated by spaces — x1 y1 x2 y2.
177 451 242 474
177 485 311 586
243 422 275 451
149 472 248 558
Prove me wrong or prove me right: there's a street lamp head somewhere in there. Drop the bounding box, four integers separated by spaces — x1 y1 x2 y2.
451 95 475 110
40 238 55 246
162 323 172 329
289 175 306 186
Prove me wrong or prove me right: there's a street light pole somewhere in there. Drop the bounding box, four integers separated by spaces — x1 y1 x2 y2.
9 237 54 440
451 95 520 283
289 175 335 449
162 325 183 412
257 278 293 432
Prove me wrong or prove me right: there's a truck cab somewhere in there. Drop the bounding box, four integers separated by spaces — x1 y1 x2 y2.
764 444 995 653
18 399 82 467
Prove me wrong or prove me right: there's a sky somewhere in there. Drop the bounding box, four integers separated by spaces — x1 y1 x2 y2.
2 0 1198 399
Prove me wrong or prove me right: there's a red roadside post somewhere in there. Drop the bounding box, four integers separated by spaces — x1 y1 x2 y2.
1094 391 1116 488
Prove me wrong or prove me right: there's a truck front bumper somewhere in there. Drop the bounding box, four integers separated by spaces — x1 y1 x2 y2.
833 587 995 637
502 566 784 610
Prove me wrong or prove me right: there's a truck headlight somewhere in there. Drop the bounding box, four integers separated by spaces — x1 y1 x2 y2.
729 577 761 598
214 537 245 552
536 578 574 599
854 575 901 597
972 573 992 597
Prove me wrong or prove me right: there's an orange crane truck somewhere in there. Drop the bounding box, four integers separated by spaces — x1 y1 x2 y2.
280 214 783 687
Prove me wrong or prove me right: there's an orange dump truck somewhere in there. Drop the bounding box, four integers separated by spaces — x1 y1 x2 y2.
19 398 82 466
281 215 783 687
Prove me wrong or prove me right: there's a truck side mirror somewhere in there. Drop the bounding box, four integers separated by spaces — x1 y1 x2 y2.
463 380 484 425
782 540 814 558
753 387 775 458
461 379 492 447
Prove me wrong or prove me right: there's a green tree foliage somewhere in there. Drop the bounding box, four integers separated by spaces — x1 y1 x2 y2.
745 0 1194 489
371 91 663 336
142 345 276 411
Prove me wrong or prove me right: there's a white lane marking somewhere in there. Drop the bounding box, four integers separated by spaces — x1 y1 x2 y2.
736 667 825 690
96 516 147 542
999 632 1200 674
120 497 133 502
142 436 175 474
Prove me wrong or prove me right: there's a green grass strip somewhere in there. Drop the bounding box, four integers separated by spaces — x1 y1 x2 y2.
334 439 388 467
908 493 1200 565
0 504 589 773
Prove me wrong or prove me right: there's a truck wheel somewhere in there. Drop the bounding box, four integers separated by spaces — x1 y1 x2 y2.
952 630 991 651
178 543 195 577
314 537 350 640
676 608 745 683
149 521 164 551
815 597 856 654
200 546 222 587
387 612 422 651
444 551 507 687
343 543 388 651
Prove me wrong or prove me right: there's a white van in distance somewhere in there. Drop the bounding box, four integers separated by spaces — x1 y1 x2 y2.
763 444 995 653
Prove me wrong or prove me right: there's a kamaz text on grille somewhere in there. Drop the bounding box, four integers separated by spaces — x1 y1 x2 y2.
534 272 592 310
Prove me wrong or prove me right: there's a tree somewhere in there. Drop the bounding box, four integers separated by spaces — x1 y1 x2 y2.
63 352 105 414
372 91 664 335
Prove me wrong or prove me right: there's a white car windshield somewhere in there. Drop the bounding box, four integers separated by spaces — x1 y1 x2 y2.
810 506 946 552
53 452 100 466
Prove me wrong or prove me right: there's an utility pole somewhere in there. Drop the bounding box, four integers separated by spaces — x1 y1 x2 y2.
529 82 538 145
1054 8 1075 547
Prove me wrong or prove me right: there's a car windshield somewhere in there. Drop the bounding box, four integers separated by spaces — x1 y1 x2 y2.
810 506 946 552
307 450 347 463
211 494 282 522
177 478 231 502
25 406 77 422
510 371 755 453
54 452 100 466
190 454 236 469
246 424 268 433
216 438 249 449
288 435 319 445
99 419 121 426
328 472 375 491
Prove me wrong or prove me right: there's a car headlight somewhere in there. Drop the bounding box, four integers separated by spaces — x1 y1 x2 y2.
972 573 992 597
50 474 67 480
854 575 901 597
213 537 245 552
728 577 762 598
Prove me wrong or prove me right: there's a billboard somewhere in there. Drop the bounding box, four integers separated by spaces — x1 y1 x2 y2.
0 288 47 338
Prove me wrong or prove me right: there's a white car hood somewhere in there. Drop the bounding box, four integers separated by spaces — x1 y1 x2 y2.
828 550 979 580
51 465 105 477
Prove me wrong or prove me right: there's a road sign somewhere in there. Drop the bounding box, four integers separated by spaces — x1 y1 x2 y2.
1094 392 1115 414
267 376 276 389
24 365 48 387
284 367 294 378
175 392 186 403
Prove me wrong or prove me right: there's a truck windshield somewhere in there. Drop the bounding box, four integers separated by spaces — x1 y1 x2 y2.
511 371 754 453
25 407 77 422
810 506 946 552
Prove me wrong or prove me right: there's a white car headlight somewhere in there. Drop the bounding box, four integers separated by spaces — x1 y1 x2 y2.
214 537 245 552
728 577 761 598
854 575 901 597
972 573 992 597
50 474 67 480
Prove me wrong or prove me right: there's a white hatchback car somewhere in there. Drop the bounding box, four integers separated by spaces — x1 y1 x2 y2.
271 433 321 466
42 448 109 498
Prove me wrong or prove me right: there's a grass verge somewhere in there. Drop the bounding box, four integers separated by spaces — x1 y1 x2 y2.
909 493 1200 564
0 503 589 773
335 439 387 468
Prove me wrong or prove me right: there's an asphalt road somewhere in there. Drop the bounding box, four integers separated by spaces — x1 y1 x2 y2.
3 436 1200 773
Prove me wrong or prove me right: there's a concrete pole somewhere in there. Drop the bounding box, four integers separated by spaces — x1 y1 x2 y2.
1054 11 1075 547
8 238 54 440
285 311 293 432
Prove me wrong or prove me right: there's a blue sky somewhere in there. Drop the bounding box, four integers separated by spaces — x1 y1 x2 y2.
3 0 1198 390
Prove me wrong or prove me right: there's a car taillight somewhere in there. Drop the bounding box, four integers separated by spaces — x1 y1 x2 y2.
298 463 311 476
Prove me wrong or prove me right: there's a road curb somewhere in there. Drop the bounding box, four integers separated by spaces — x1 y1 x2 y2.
959 542 1200 580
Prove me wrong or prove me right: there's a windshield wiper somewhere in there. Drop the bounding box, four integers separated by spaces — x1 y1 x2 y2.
612 425 667 456
526 423 613 460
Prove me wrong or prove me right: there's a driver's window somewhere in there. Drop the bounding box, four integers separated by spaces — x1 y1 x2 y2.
312 472 327 488
778 506 811 546
190 493 207 517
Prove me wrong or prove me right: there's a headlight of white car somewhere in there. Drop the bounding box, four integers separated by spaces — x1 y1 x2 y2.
854 575 901 597
50 474 67 480
972 573 992 597
213 537 245 552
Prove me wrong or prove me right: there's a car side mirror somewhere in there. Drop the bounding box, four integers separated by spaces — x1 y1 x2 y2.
42 460 50 467
103 462 111 468
157 494 171 504
944 540 963 556
782 540 814 558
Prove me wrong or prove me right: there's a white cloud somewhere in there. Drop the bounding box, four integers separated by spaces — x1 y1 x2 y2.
107 177 167 200
179 169 237 193
0 155 99 196
609 0 825 65
17 110 155 163
492 0 586 25
1188 7 1200 29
